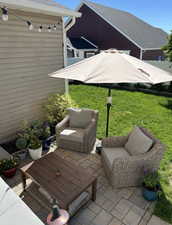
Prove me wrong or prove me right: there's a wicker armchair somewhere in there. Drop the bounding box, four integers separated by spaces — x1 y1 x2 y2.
102 127 165 188
56 108 98 153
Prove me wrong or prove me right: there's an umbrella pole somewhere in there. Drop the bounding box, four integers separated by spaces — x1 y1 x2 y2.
106 88 112 137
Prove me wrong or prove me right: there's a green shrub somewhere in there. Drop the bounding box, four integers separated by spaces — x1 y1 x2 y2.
41 126 51 139
17 120 32 142
143 170 160 191
0 158 19 172
18 120 43 140
28 136 41 150
152 84 165 91
42 94 77 126
16 137 28 150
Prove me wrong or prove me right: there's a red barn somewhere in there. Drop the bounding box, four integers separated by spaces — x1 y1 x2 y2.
67 0 168 60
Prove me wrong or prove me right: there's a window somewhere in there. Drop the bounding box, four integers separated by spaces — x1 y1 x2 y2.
85 51 96 58
67 49 74 58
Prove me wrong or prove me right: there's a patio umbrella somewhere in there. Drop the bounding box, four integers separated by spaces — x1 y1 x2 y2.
49 49 172 136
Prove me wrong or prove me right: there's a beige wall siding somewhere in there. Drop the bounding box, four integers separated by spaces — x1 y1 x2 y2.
0 10 65 142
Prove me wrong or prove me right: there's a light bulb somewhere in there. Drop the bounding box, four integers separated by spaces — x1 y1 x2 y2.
1 7 8 21
48 26 51 32
2 14 8 21
27 21 34 30
38 25 43 32
53 25 57 30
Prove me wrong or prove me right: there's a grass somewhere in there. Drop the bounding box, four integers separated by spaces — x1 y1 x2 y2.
70 84 172 224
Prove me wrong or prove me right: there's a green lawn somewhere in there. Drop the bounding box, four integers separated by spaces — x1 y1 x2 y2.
70 84 172 224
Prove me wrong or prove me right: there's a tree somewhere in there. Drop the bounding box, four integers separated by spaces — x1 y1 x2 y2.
162 31 172 91
162 31 172 62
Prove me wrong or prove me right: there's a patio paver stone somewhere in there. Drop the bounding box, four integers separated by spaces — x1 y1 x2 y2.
111 198 134 220
88 201 102 215
109 217 124 225
123 205 144 225
147 215 171 225
93 209 113 225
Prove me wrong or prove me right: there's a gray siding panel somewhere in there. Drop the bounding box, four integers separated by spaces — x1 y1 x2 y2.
0 10 64 142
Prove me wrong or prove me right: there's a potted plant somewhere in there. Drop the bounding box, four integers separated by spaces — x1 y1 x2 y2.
42 94 78 135
30 120 43 138
28 136 42 160
0 158 19 178
15 137 28 160
142 170 162 201
19 120 42 140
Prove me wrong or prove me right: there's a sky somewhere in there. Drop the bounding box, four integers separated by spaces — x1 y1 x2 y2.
55 0 172 33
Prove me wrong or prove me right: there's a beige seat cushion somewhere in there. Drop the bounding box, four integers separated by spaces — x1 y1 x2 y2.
60 128 84 143
102 147 130 168
125 127 153 156
68 108 92 129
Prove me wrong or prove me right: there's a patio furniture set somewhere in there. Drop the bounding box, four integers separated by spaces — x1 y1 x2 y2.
20 108 165 219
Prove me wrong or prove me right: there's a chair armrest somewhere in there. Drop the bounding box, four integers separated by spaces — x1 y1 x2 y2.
102 135 128 148
112 141 165 172
84 119 96 137
56 115 69 134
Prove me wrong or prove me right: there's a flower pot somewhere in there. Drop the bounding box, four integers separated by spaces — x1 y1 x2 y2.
142 187 158 201
42 137 52 151
50 125 56 136
3 168 17 178
15 150 27 160
29 146 42 160
96 145 102 155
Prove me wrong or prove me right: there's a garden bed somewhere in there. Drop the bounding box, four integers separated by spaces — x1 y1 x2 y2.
1 139 18 155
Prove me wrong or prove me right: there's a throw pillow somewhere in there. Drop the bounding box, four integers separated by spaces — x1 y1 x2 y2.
68 108 92 128
125 127 153 155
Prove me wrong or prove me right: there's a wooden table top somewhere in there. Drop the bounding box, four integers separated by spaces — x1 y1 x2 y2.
20 152 97 208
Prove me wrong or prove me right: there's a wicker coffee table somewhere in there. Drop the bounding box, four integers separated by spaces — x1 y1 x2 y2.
20 152 97 210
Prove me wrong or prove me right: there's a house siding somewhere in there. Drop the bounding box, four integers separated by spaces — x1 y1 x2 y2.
0 9 64 142
67 5 141 58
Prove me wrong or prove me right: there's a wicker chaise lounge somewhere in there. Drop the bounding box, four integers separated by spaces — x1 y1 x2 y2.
102 127 165 188
56 108 99 153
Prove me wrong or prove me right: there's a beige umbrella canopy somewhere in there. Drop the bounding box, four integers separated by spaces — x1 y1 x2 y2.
49 50 172 136
50 50 172 84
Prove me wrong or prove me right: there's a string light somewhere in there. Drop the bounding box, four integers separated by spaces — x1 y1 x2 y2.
38 25 43 32
1 7 8 21
48 25 51 32
0 9 58 33
57 20 61 25
27 21 34 30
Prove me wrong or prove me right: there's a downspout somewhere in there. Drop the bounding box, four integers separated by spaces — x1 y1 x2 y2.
63 16 76 95
140 49 143 60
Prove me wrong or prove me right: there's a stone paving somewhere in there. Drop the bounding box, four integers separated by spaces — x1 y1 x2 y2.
3 145 171 225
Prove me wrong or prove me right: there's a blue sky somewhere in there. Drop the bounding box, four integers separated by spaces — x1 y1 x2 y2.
55 0 172 33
